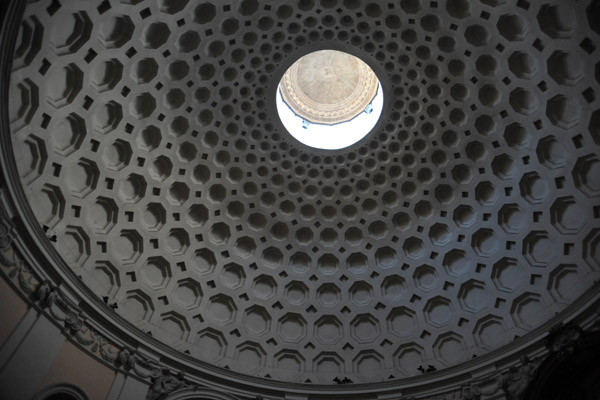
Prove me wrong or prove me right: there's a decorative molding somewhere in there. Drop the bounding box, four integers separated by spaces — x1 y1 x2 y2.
462 378 502 400
458 354 550 400
459 342 591 400
500 356 542 400
147 369 193 400
544 322 584 359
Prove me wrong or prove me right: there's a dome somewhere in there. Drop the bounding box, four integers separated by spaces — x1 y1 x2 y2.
1 0 600 399
280 49 379 125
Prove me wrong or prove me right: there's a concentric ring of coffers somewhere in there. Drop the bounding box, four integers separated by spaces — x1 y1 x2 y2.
8 0 600 384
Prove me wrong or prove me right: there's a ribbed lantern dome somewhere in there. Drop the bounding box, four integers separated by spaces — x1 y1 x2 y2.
280 49 379 125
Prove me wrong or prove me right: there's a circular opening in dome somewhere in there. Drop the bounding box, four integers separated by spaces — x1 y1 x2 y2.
277 50 383 150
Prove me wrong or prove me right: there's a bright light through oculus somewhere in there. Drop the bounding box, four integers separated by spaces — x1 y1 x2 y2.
277 50 384 150
277 84 383 150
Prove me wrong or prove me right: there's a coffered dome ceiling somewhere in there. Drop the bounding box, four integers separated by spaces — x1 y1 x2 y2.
6 0 600 386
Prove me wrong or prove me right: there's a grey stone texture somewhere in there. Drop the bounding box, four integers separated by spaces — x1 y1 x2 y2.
7 0 600 385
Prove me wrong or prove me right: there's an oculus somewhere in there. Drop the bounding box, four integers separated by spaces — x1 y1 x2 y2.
277 50 383 150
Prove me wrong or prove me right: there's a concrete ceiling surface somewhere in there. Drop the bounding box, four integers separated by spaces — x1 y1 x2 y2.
6 0 600 385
